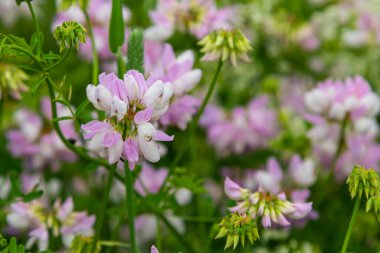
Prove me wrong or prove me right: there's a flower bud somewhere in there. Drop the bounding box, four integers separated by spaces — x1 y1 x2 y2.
0 64 28 100
0 234 7 250
199 29 252 66
366 195 380 223
346 165 380 199
215 213 259 250
54 21 87 52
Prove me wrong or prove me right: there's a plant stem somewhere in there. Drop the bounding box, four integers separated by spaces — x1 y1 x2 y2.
156 216 162 250
340 196 361 253
125 163 137 253
156 213 197 253
26 0 40 36
45 47 72 72
83 9 99 85
116 47 125 78
329 114 349 172
191 58 223 132
91 165 116 253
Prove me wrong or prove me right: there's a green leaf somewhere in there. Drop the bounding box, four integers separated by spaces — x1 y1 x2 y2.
75 100 90 117
31 76 47 94
17 244 25 253
109 0 125 53
54 98 71 107
7 35 30 50
29 32 43 55
9 238 17 253
126 28 144 73
0 36 7 57
52 116 74 122
22 190 44 202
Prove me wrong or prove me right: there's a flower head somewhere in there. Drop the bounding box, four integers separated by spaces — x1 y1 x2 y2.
0 63 28 100
215 212 259 250
346 165 380 199
54 21 86 52
82 71 174 167
224 178 313 228
199 29 252 65
7 197 95 251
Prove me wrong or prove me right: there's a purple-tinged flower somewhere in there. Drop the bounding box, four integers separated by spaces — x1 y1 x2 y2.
289 155 316 187
145 0 231 41
6 197 94 251
6 97 78 170
134 163 168 196
224 178 313 228
82 71 174 167
145 42 202 130
201 96 277 155
151 245 159 253
224 177 249 200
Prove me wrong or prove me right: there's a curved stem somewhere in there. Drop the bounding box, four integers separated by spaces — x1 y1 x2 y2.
45 47 71 72
26 0 40 36
329 114 349 173
91 164 116 253
125 164 138 253
341 196 361 253
83 9 99 85
192 58 223 130
8 45 43 69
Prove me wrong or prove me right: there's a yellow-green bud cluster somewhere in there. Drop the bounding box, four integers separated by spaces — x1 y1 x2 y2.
0 234 7 250
199 28 252 66
0 64 28 100
366 195 380 222
70 236 101 253
54 21 87 52
346 165 380 199
215 212 259 250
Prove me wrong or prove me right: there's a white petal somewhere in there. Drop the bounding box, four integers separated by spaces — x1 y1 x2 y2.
95 85 113 111
143 80 164 107
124 74 139 101
111 96 128 121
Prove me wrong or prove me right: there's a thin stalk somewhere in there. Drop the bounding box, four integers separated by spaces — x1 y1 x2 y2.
45 47 71 72
329 114 349 173
191 58 224 130
156 217 162 250
91 165 116 253
26 0 40 36
340 196 361 253
83 9 99 84
156 213 197 253
125 163 138 253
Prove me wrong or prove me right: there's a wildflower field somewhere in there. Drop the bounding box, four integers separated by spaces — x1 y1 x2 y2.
1 0 380 252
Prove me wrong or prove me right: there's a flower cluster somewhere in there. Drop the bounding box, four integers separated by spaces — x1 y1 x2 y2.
82 71 174 167
52 0 130 61
0 63 28 100
201 96 277 155
145 42 202 130
347 165 380 199
304 76 380 179
224 177 313 228
6 97 78 170
215 212 259 250
7 197 95 251
145 0 231 41
54 21 87 52
199 28 252 65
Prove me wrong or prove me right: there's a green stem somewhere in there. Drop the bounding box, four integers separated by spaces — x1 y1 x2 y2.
156 216 162 250
91 165 116 253
83 9 99 84
156 213 197 253
26 0 40 36
116 47 126 78
45 47 71 72
329 114 349 173
191 58 223 131
340 196 361 253
125 164 137 253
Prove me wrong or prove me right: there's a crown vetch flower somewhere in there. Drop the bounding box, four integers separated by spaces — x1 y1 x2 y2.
0 64 28 100
199 28 252 66
145 0 231 41
7 197 95 251
6 97 78 170
145 42 202 130
82 70 174 167
224 178 313 228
